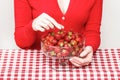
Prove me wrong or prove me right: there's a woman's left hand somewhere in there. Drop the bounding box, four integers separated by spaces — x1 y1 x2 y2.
69 46 93 67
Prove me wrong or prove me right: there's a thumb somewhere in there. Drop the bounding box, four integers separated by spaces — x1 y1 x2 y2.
80 50 89 57
80 46 92 57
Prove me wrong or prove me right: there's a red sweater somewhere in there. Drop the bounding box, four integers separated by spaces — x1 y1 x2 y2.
14 0 103 52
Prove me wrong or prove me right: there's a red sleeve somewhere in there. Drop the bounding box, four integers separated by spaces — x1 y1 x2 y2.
14 0 36 49
84 0 103 52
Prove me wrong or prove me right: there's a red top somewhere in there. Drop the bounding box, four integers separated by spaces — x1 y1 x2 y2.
14 0 103 52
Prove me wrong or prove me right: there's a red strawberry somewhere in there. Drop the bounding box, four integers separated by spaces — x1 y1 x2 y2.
71 34 76 40
75 46 80 52
71 51 76 56
49 51 56 56
76 37 82 43
65 35 72 42
50 31 55 36
51 39 57 45
57 52 62 58
61 49 69 57
64 42 71 47
78 42 83 48
48 35 54 42
54 47 61 53
67 31 73 36
70 39 77 46
57 40 64 47
55 33 61 40
58 30 66 38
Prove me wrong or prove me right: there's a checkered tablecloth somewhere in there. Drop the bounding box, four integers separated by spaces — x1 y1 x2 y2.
0 49 120 80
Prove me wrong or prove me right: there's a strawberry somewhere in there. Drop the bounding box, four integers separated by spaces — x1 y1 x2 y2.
76 37 82 43
67 31 73 36
61 49 69 57
65 35 72 42
57 40 64 47
64 42 72 48
48 35 54 42
58 30 66 38
54 47 61 53
55 33 61 40
49 51 56 56
70 39 78 46
50 31 55 36
75 46 80 52
71 34 76 40
78 42 83 48
57 52 62 58
71 51 76 56
51 39 57 45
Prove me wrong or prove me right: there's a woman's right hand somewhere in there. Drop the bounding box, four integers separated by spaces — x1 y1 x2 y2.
32 13 64 32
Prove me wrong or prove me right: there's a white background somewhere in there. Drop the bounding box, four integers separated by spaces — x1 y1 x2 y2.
0 0 120 49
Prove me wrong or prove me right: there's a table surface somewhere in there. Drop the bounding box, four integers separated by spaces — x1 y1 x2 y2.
0 49 120 80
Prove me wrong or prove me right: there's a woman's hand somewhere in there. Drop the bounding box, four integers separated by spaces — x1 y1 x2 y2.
32 13 64 32
69 46 93 67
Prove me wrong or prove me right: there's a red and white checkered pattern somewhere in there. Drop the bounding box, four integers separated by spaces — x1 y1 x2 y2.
0 49 120 80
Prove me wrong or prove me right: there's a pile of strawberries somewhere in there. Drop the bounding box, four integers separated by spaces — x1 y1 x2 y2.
41 30 84 59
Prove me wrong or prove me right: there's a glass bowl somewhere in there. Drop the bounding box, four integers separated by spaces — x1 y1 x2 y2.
41 30 85 66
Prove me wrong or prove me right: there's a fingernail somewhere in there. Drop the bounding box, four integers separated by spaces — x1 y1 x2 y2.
69 58 72 61
51 26 54 29
59 27 61 30
46 27 49 30
80 54 84 57
59 24 64 29
41 29 45 32
58 26 61 29
61 25 64 29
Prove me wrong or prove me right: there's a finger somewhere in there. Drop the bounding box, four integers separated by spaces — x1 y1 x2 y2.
32 19 38 31
43 13 64 29
73 59 90 66
70 57 91 66
37 20 50 30
70 57 89 67
35 25 45 32
80 47 92 57
80 50 89 57
41 18 54 29
85 62 90 66
80 59 90 65
70 57 83 65
72 62 81 67
70 59 81 67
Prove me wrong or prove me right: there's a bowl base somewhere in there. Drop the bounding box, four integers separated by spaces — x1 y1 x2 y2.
47 59 75 71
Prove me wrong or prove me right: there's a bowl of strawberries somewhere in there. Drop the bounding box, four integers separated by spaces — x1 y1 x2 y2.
41 30 85 66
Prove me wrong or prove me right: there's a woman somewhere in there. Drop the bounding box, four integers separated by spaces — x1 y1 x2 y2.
14 0 103 67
